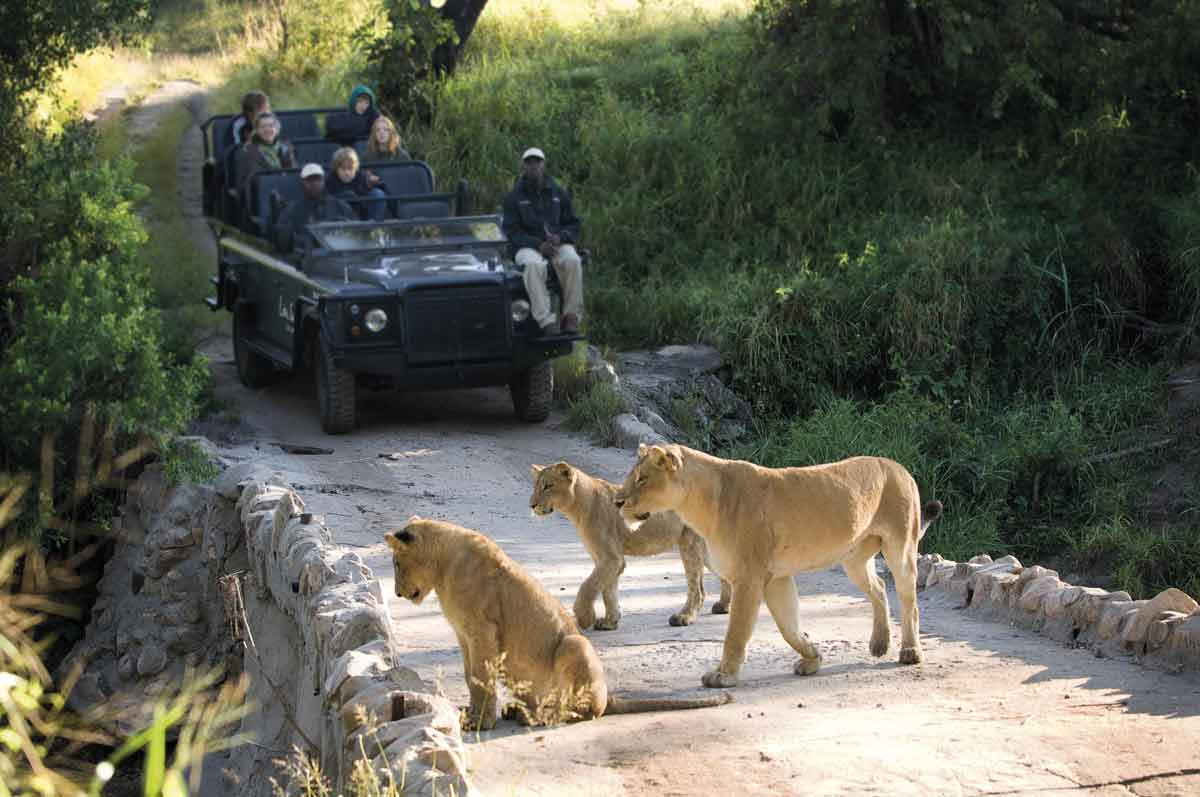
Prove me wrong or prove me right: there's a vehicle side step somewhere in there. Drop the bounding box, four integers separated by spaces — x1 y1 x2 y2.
244 336 292 368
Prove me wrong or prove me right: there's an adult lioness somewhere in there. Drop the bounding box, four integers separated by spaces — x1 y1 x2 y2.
614 444 942 688
384 517 733 729
530 462 732 630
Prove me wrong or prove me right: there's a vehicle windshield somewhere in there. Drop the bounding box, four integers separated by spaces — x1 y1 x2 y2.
308 218 505 252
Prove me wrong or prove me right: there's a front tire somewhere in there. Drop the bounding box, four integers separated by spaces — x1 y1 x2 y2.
233 306 276 389
510 360 553 422
315 336 356 434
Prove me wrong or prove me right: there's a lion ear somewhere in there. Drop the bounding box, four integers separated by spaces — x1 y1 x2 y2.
554 462 572 478
664 447 682 472
385 529 414 550
531 464 544 477
637 443 649 458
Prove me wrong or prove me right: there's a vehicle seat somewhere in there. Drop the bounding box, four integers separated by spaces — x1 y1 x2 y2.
246 168 305 237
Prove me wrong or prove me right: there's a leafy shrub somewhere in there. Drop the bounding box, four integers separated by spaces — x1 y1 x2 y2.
0 124 206 538
356 0 457 124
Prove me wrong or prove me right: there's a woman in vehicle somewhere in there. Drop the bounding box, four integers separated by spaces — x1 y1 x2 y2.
326 146 388 220
237 112 296 191
364 116 411 162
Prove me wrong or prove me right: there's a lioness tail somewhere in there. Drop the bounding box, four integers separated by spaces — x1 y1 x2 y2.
919 500 943 539
606 692 734 715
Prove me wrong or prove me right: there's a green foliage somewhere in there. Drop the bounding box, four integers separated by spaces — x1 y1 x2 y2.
732 360 1187 597
564 383 628 447
0 0 151 166
356 0 457 123
163 440 220 486
0 124 206 474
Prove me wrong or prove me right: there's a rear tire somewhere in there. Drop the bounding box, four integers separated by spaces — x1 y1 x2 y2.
233 307 276 389
315 336 356 434
511 360 553 422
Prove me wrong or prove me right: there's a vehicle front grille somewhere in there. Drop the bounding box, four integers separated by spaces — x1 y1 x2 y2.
404 285 510 365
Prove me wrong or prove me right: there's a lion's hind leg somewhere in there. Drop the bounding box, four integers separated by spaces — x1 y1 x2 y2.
670 532 707 626
880 531 922 665
763 575 822 676
841 537 890 657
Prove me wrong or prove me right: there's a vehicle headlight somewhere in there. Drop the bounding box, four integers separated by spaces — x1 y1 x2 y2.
511 299 531 323
365 308 388 333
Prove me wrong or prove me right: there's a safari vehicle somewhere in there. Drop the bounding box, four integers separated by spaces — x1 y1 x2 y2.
200 108 582 434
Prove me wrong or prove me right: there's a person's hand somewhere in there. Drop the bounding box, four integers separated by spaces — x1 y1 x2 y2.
539 240 556 257
547 232 562 246
366 170 381 185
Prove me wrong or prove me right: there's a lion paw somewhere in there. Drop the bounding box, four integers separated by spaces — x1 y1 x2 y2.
869 633 890 657
899 646 923 665
701 669 738 689
794 655 821 676
593 618 620 631
711 602 729 615
668 612 695 627
461 710 497 732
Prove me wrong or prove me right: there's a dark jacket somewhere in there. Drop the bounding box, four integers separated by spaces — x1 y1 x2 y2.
501 175 582 253
326 168 377 198
274 194 354 253
237 137 295 190
326 85 381 143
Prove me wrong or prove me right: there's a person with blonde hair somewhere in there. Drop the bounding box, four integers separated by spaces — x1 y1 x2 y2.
326 146 387 220
365 116 411 161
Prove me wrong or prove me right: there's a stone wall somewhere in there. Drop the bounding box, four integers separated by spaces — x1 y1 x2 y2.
63 452 474 796
915 553 1200 672
227 473 474 796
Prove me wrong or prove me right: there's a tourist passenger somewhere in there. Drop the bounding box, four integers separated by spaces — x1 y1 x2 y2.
274 163 354 253
365 116 410 162
501 147 584 336
326 84 382 144
326 147 388 221
237 112 296 191
226 90 270 157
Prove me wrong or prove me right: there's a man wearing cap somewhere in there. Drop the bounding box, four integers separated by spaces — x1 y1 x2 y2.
501 147 584 335
274 163 355 253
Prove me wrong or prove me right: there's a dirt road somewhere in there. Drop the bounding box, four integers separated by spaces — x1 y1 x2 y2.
174 92 1200 796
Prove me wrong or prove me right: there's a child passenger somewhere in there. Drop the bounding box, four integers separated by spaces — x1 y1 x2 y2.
365 116 410 162
326 147 388 221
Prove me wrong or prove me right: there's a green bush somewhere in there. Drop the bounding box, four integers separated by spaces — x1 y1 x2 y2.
0 125 206 514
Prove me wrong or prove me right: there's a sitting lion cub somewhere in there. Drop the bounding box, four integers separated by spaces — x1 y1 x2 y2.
615 444 943 689
530 462 731 630
385 517 733 729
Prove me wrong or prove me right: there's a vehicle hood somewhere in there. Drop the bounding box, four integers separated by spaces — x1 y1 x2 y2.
312 250 505 289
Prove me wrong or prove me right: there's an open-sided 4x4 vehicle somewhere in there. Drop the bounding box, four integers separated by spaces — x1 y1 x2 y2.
200 109 583 434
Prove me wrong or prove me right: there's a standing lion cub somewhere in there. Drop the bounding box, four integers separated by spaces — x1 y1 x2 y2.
530 462 731 630
615 444 942 689
385 517 732 729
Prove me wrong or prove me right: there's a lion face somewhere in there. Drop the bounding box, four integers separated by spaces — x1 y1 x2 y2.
384 518 439 605
614 444 683 522
529 462 575 517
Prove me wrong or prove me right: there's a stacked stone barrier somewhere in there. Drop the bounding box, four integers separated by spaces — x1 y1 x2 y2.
63 449 475 797
915 552 1200 671
227 471 475 796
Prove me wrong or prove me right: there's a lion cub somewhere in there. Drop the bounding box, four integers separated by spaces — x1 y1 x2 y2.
385 517 732 729
530 462 731 630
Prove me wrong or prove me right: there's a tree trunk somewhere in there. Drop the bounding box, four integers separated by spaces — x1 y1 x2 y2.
431 0 489 76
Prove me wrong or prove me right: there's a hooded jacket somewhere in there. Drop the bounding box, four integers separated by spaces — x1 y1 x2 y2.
325 85 381 143
501 175 582 253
